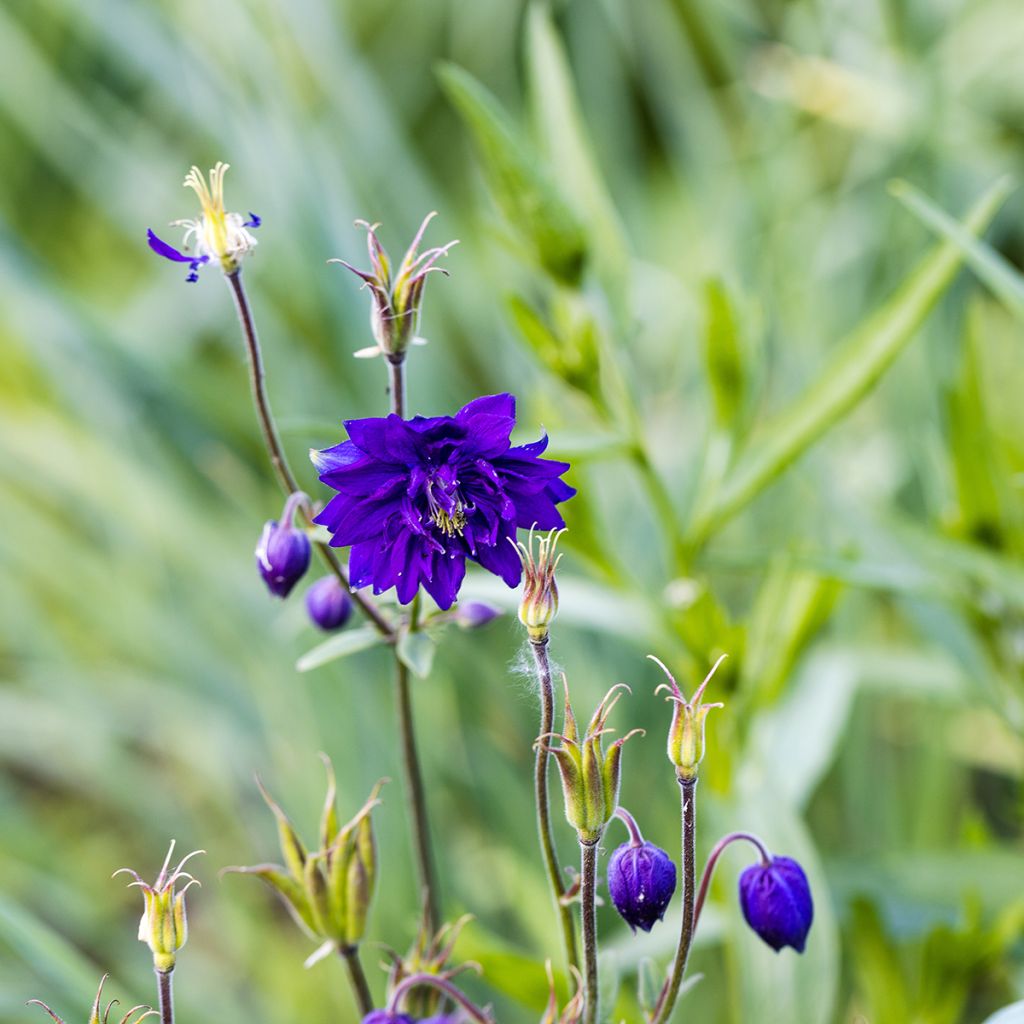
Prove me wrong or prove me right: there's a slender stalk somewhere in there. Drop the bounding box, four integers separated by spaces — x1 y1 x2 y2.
224 270 393 636
339 946 374 1017
530 637 580 972
692 831 771 931
156 970 173 1024
386 355 440 933
580 839 600 1024
388 973 491 1023
651 779 698 1024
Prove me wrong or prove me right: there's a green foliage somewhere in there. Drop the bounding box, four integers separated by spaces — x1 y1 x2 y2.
2 0 1024 1021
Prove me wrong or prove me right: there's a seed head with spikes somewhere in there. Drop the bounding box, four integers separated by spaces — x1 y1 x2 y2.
650 653 727 782
28 975 156 1024
223 756 386 966
538 677 644 845
513 527 563 642
113 842 203 972
330 212 457 360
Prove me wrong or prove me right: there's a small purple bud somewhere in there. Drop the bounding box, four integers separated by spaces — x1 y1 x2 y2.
454 601 502 629
738 855 813 953
607 841 677 933
305 576 353 631
361 1014 414 1024
255 514 311 598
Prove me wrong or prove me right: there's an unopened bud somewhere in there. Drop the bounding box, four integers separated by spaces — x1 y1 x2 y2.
453 601 502 630
114 842 203 973
305 576 354 631
256 492 312 598
514 528 563 641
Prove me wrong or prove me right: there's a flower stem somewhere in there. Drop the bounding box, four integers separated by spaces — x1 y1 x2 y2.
387 354 440 934
388 973 491 1023
613 805 645 848
156 969 173 1024
530 638 580 973
580 838 600 1024
339 945 374 1017
650 779 698 1024
224 269 393 637
692 831 771 931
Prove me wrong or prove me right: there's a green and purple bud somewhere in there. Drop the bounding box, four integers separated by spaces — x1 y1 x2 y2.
650 653 726 782
113 842 203 973
330 213 457 361
513 528 564 641
538 677 643 845
224 758 384 965
28 975 156 1024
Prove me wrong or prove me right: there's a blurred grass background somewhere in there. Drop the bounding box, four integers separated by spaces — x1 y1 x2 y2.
1 0 1024 1021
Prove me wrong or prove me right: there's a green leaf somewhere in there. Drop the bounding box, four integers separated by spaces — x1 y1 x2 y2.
982 1002 1024 1024
701 278 746 431
687 178 1013 544
525 4 630 312
890 178 1024 322
295 625 384 673
396 629 436 679
437 62 588 285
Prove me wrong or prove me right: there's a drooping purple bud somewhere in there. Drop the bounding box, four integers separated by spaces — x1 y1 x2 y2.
607 840 677 933
305 576 353 630
256 493 311 598
738 855 813 953
361 1014 414 1024
454 601 502 629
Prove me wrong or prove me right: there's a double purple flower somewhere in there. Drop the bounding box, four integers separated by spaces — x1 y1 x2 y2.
312 393 574 610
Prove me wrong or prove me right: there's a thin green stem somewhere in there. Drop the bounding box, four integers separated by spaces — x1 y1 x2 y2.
156 970 173 1024
580 838 600 1024
651 779 697 1024
630 442 689 573
339 945 374 1017
387 354 440 934
225 269 393 637
530 638 580 972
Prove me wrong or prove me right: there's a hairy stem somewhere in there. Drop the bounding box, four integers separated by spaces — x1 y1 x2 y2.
651 779 698 1024
340 945 374 1017
156 970 173 1024
531 638 580 972
580 839 600 1024
387 355 407 418
225 269 393 636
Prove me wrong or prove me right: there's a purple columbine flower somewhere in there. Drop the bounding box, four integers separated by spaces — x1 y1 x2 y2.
256 493 312 598
305 576 353 630
738 855 813 953
311 393 575 610
608 840 677 934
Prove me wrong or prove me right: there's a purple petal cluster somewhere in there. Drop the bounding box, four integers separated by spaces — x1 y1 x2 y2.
607 841 677 933
312 393 575 610
738 855 813 953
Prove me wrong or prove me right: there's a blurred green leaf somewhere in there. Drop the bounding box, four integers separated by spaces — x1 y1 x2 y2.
688 178 1014 544
396 629 436 679
890 179 1024 322
437 62 588 285
295 625 385 673
701 279 746 433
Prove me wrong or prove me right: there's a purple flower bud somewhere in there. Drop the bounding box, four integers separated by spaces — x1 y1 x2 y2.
361 1014 414 1024
305 576 354 630
255 499 311 598
738 855 813 953
607 840 677 933
454 601 502 629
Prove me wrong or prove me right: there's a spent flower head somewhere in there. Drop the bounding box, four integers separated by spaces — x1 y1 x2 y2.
538 677 643 845
114 842 203 972
224 757 385 966
385 913 477 1018
311 394 575 610
331 213 457 360
513 527 564 641
650 653 727 782
147 162 260 281
28 976 155 1024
